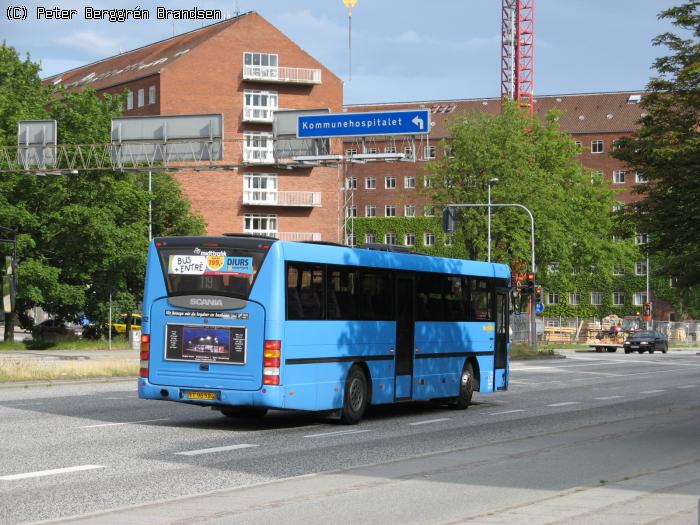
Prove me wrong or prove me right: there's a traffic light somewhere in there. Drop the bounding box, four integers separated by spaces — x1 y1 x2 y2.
535 285 543 303
642 302 652 321
442 206 456 233
522 272 535 294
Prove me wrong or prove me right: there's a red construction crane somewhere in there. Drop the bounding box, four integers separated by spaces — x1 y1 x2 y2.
501 0 534 119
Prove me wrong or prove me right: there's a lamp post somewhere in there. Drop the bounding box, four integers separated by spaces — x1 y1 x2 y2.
487 178 499 262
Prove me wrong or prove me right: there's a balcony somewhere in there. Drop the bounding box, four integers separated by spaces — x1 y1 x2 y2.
243 107 275 124
243 190 321 207
243 65 322 85
277 232 322 242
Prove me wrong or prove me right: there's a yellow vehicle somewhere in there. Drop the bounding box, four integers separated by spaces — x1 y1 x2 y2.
111 313 142 334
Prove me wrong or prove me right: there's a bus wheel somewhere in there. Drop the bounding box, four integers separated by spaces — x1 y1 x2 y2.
449 363 474 410
340 366 369 425
220 407 268 419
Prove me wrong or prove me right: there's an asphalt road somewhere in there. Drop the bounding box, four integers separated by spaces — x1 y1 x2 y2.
0 350 699 524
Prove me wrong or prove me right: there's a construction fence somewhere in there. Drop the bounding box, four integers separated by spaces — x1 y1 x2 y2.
528 317 700 345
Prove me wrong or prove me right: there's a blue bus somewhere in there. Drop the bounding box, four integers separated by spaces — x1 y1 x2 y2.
138 235 511 424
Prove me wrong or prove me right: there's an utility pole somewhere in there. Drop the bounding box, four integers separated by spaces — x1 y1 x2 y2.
342 0 358 81
0 226 17 342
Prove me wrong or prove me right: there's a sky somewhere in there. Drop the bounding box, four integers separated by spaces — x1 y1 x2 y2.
0 0 683 105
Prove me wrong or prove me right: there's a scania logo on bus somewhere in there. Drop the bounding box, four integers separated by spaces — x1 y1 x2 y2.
190 298 223 307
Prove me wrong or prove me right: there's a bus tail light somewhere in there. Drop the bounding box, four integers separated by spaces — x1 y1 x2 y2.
263 340 281 385
139 334 150 378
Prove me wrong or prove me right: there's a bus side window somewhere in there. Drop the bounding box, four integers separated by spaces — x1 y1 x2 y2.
327 266 359 320
416 272 445 322
287 263 324 320
360 269 394 320
471 278 493 321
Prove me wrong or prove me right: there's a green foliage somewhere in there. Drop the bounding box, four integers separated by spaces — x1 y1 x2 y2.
0 44 206 330
613 2 700 294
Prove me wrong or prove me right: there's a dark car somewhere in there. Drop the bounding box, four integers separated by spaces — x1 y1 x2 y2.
623 330 668 354
32 319 83 340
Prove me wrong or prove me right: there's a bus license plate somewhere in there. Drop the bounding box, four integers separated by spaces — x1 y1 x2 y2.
187 391 216 401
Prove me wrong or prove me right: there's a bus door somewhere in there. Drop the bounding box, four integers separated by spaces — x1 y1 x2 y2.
395 273 415 400
494 286 509 390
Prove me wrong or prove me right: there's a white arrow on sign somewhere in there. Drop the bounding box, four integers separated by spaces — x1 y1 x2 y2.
411 116 424 130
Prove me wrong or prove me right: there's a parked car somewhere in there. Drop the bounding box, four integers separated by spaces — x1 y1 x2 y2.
32 319 83 340
623 330 668 354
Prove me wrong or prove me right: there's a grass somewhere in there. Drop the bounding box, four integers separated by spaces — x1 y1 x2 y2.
510 343 561 360
0 337 132 352
0 359 138 382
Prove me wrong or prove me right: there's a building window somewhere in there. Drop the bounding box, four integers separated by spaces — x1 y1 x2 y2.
243 52 279 79
424 176 433 188
365 233 376 244
633 292 648 306
404 176 416 189
613 265 625 276
635 261 647 276
423 145 436 160
569 292 581 305
424 232 435 246
365 176 376 189
243 173 277 204
424 205 435 217
385 176 396 189
404 204 415 217
346 176 357 190
385 205 396 217
366 147 377 154
575 140 582 148
403 146 414 157
444 234 454 246
591 291 602 306
346 206 357 217
126 90 133 110
385 231 397 245
636 233 648 245
612 203 623 213
612 235 622 243
444 145 454 158
405 233 416 247
347 234 356 246
591 140 604 154
613 291 625 306
346 148 357 156
365 205 376 217
385 145 397 154
547 262 560 274
148 85 156 105
243 132 274 163
613 170 626 184
635 172 648 183
137 88 144 108
547 292 560 305
244 213 277 237
244 90 278 122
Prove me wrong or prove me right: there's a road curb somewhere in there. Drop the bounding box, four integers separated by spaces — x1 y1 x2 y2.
0 376 136 390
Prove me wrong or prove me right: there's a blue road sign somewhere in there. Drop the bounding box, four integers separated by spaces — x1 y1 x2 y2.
535 302 545 315
297 109 431 138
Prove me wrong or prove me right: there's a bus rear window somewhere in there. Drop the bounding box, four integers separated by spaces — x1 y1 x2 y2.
157 243 268 299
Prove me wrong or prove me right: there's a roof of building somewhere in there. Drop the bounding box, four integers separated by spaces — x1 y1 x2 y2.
43 13 250 91
344 91 648 136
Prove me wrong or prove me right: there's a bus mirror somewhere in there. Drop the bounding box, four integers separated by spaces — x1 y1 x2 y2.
442 207 456 233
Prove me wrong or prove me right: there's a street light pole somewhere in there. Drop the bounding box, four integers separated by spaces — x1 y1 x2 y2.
487 178 499 262
445 203 537 351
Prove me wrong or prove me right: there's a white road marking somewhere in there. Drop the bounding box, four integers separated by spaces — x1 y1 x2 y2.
304 429 371 439
595 395 624 400
408 418 451 426
639 389 665 394
678 385 697 389
175 444 258 456
546 402 581 407
488 409 525 416
79 418 169 429
0 465 104 481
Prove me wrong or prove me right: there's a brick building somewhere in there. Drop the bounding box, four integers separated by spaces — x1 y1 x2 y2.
45 12 344 242
343 91 648 233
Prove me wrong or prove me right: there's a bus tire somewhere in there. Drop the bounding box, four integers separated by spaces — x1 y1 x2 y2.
448 362 474 410
220 407 268 419
340 366 369 425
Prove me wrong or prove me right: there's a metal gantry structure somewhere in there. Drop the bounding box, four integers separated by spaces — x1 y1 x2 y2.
501 0 535 119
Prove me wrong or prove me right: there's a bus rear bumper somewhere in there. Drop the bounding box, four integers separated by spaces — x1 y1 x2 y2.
138 378 284 408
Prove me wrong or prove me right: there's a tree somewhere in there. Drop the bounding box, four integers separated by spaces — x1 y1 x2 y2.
614 1 700 289
0 44 206 341
427 102 630 284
